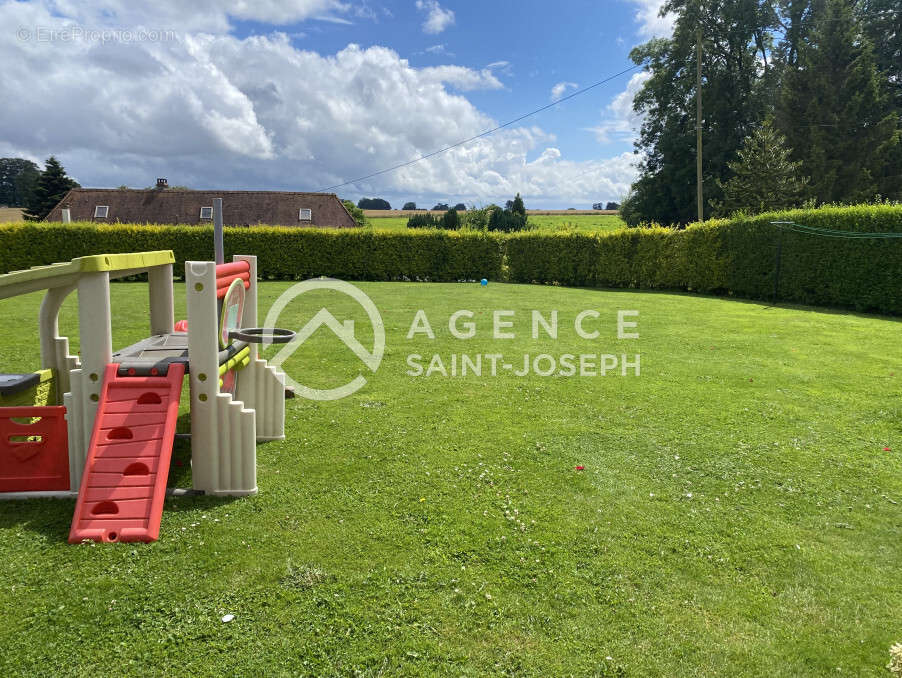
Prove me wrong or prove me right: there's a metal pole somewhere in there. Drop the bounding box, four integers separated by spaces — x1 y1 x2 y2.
773 228 783 304
213 198 224 265
696 27 704 223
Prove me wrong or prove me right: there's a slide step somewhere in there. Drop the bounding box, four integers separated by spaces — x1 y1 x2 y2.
69 363 184 544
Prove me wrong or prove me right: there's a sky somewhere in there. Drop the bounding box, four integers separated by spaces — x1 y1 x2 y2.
0 0 674 209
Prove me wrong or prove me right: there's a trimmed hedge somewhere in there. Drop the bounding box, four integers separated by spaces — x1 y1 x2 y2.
506 205 902 314
1 204 900 314
0 223 504 283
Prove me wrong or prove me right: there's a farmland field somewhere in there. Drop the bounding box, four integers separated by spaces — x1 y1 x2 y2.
366 212 626 232
1 281 900 676
0 207 24 222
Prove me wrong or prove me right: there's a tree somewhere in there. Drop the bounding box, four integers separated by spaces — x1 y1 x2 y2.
625 0 778 225
406 213 441 229
0 158 40 207
342 199 367 227
857 0 902 110
453 203 467 211
778 0 900 203
510 193 525 218
441 208 461 230
431 203 449 211
488 194 529 232
605 202 620 210
357 197 391 210
24 156 79 221
402 202 417 210
710 118 810 216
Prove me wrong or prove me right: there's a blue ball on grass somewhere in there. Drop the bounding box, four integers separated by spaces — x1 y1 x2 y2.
480 278 488 286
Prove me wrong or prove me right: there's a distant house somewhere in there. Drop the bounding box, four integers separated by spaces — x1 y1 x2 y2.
45 183 357 228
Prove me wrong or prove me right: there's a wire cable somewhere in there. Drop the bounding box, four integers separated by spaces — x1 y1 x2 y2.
314 63 644 193
770 220 902 239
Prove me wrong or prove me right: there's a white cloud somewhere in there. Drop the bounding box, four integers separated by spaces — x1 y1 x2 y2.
550 81 578 102
631 0 675 39
29 0 354 32
419 65 502 90
588 71 650 144
415 0 455 34
0 1 636 206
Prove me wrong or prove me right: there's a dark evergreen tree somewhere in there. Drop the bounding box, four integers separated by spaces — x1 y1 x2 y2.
711 118 810 215
0 158 40 207
441 208 461 230
510 192 526 218
857 0 902 110
778 0 900 203
626 1 778 225
23 156 79 221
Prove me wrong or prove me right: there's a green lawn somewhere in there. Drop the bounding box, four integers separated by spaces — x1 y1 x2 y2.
1 281 901 676
366 213 626 232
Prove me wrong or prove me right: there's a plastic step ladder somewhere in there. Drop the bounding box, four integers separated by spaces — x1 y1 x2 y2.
69 363 184 543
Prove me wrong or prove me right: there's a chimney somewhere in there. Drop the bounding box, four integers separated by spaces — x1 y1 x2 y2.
156 178 168 189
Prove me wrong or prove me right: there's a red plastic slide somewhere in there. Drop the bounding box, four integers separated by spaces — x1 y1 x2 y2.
69 363 184 543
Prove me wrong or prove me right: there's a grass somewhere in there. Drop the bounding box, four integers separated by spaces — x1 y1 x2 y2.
1 281 901 676
365 213 627 233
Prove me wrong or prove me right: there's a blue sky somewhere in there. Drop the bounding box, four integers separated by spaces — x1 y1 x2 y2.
1 0 673 208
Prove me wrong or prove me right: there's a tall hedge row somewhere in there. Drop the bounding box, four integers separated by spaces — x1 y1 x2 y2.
506 205 901 313
1 204 899 314
0 223 504 283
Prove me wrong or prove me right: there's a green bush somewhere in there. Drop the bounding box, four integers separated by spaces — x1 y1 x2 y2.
0 222 504 283
406 213 441 229
1 204 900 314
505 204 902 314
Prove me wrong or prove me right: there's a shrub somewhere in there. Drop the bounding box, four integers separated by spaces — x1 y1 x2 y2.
461 205 495 231
2 204 899 315
488 208 528 233
406 213 441 229
441 209 461 231
504 204 902 313
0 222 504 283
341 200 367 227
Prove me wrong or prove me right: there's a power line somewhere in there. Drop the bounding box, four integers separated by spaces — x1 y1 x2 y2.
314 63 644 193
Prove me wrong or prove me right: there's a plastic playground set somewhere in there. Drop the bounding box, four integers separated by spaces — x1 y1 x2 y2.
0 205 294 543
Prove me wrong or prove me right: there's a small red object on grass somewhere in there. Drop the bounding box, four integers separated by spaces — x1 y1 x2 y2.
884 447 892 452
575 465 585 471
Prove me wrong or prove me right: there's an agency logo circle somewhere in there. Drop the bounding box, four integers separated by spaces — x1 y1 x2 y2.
262 278 385 401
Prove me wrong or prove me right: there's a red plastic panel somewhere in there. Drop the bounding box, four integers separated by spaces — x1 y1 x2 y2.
0 406 69 492
215 261 252 299
69 363 184 544
215 260 250 278
215 274 250 299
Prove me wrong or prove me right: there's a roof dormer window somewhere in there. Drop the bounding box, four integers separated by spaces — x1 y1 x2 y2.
200 206 213 219
94 205 109 218
299 208 312 221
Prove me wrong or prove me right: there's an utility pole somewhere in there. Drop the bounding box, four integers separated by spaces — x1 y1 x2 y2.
696 27 704 223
